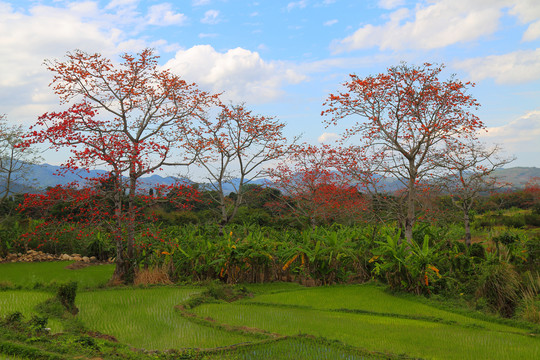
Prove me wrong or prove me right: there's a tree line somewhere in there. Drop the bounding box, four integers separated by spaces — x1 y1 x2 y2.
1 49 518 283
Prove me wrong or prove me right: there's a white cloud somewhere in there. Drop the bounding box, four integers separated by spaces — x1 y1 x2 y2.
508 0 540 41
0 3 121 88
480 110 540 162
0 1 173 125
523 20 540 41
332 0 507 52
318 132 339 143
201 9 220 24
378 0 406 10
106 0 139 9
454 48 540 84
164 45 307 103
192 0 211 6
324 19 338 26
147 4 187 26
509 0 540 24
287 1 308 12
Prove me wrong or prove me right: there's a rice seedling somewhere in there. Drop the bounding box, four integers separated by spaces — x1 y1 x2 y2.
77 287 255 350
243 284 529 333
193 302 540 359
204 337 384 360
0 290 62 332
0 262 113 289
0 355 26 360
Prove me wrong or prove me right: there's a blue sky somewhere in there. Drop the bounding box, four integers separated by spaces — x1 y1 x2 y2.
1 0 539 174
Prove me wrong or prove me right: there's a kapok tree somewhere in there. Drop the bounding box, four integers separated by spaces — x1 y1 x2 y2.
23 49 217 283
267 144 368 228
18 177 200 259
437 141 513 247
187 104 292 229
323 63 484 243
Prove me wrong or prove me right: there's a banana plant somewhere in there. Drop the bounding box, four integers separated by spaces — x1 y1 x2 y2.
371 229 412 290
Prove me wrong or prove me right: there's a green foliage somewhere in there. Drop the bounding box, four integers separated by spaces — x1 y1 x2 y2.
3 312 23 325
86 230 114 260
57 282 78 315
27 315 48 333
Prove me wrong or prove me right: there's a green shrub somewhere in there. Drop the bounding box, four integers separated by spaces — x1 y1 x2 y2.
57 282 78 315
524 213 540 227
468 243 485 260
3 311 23 325
27 315 48 333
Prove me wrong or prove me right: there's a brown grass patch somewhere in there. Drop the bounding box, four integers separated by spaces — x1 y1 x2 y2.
134 267 172 286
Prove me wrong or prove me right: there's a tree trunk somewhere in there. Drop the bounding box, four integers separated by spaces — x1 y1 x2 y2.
405 174 416 243
463 209 472 247
123 174 138 284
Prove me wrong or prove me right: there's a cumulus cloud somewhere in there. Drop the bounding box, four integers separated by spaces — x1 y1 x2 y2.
331 0 507 52
523 20 540 41
509 0 540 41
147 4 187 26
0 1 181 124
163 45 306 103
480 110 540 161
0 2 122 124
201 9 220 24
454 48 540 84
318 132 339 143
378 0 406 10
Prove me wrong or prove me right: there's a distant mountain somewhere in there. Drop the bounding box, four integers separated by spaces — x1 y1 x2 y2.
4 163 539 196
8 163 188 193
492 167 540 188
6 163 266 195
199 177 268 195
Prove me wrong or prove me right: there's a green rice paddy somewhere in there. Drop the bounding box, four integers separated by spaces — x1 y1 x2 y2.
1 262 539 359
0 261 113 289
77 287 254 350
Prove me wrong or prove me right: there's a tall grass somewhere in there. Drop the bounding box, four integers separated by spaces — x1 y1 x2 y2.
77 287 255 350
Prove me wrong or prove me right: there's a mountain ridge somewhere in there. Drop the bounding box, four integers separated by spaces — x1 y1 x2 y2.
3 163 539 195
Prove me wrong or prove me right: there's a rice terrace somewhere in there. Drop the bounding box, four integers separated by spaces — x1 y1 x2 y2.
1 217 540 359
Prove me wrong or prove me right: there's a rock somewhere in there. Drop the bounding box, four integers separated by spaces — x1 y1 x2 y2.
82 256 90 263
89 256 97 262
60 254 71 261
72 256 82 262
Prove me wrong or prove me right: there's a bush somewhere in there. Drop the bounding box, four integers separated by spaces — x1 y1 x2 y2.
524 213 540 227
468 243 485 260
27 315 48 333
3 311 23 325
493 232 519 247
57 281 78 315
